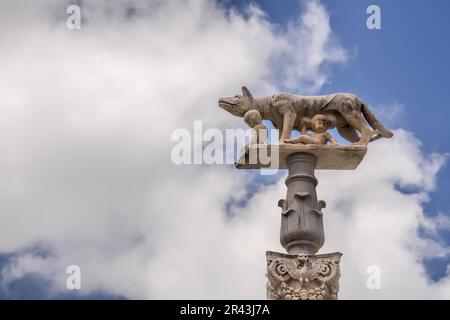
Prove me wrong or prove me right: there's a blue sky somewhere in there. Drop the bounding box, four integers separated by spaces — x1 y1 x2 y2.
226 0 450 280
234 0 450 212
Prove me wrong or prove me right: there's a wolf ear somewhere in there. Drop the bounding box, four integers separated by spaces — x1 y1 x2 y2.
241 86 254 101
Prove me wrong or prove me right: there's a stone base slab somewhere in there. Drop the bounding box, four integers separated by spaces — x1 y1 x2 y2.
236 144 367 170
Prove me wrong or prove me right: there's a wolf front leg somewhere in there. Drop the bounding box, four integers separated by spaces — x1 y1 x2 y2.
280 112 297 141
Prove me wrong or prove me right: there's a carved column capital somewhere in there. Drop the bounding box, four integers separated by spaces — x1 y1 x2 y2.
266 251 342 300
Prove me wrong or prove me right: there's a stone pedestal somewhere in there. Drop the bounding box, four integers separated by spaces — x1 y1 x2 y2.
236 144 366 300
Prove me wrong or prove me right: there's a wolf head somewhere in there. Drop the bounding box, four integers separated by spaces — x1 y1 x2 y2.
218 86 256 117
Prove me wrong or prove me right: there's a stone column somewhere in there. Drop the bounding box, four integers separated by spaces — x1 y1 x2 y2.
267 152 341 300
278 152 325 255
236 143 368 300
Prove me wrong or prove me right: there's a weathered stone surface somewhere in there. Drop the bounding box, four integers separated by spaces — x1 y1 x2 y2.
236 143 367 170
219 86 394 145
279 153 324 255
218 86 389 300
266 251 342 300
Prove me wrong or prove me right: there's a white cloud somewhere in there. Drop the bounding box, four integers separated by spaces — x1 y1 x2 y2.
281 0 348 93
423 213 450 233
373 102 406 128
317 129 449 299
0 0 448 300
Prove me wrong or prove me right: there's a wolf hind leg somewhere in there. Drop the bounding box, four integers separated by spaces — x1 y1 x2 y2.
342 112 373 145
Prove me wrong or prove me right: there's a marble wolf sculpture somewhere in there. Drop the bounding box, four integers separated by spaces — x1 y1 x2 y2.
218 86 393 145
